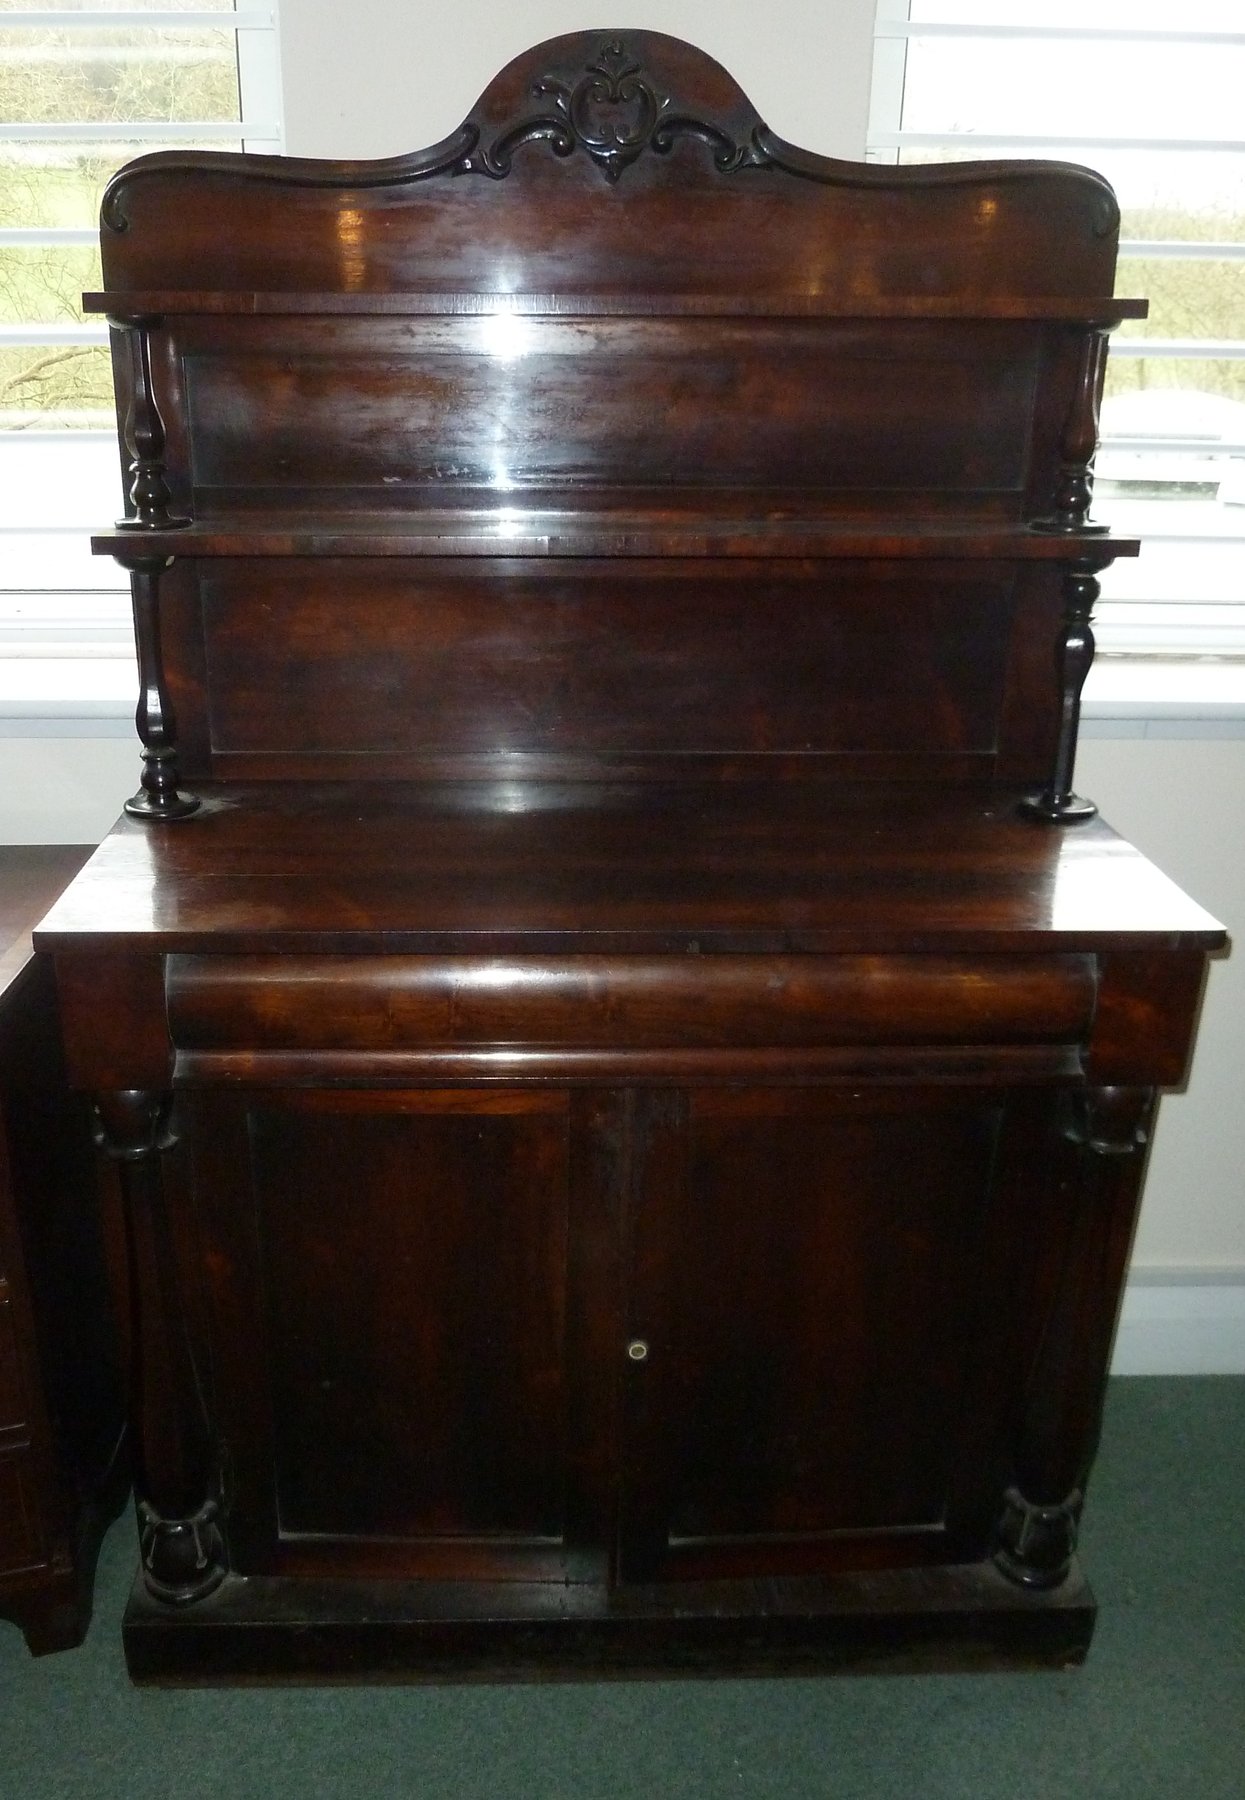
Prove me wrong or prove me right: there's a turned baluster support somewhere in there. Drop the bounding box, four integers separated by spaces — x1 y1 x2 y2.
1020 562 1106 824
92 1091 226 1606
115 551 200 821
108 314 190 532
1034 325 1111 536
106 315 199 819
1024 323 1123 822
995 1085 1155 1590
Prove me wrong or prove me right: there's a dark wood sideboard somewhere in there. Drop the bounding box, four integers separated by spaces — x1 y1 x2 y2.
0 848 125 1654
35 32 1224 1681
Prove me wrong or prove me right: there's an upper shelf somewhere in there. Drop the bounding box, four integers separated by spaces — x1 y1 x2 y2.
82 291 1148 323
92 515 1142 562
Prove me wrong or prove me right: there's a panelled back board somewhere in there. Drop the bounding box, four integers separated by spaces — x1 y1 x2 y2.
86 29 1141 798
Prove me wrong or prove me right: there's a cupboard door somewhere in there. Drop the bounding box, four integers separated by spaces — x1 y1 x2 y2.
619 1086 1053 1583
190 1087 614 1584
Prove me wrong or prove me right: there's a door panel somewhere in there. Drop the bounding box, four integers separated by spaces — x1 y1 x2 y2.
190 1087 610 1582
254 1094 566 1541
188 1079 1059 1591
619 1087 1046 1582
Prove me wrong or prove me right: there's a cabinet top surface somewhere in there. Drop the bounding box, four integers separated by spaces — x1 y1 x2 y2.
34 784 1224 957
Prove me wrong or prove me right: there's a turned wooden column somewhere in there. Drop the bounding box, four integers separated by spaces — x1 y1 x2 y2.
108 313 189 533
1020 560 1106 824
105 314 199 821
92 1090 225 1605
115 552 200 821
1022 320 1117 823
1034 325 1111 536
995 1085 1155 1589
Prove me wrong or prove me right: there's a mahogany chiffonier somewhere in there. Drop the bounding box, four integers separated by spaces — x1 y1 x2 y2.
34 32 1224 1681
0 848 125 1654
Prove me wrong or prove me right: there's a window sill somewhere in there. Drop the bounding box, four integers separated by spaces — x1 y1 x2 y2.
0 659 137 737
1081 661 1245 737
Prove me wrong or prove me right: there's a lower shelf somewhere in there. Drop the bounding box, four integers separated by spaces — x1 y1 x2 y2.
122 1559 1096 1683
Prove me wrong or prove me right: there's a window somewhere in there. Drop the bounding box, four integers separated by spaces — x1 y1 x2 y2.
0 1 282 720
869 2 1245 663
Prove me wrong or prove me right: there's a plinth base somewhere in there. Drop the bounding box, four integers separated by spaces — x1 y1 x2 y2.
122 1559 1096 1684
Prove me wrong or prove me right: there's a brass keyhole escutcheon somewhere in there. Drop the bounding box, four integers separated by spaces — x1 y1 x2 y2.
626 1338 649 1363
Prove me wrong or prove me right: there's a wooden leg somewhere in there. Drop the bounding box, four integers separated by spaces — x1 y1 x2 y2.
995 1085 1155 1589
92 1091 225 1606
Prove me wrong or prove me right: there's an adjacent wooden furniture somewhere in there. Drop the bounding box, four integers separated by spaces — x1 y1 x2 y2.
0 848 125 1655
39 32 1223 1681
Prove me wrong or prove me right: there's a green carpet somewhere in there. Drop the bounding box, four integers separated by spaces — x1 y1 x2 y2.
3 1378 1243 1800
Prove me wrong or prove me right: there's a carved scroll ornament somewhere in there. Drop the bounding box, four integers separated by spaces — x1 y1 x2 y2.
465 38 766 182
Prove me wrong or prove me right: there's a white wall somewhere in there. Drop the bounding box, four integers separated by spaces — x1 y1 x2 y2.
0 733 135 845
1076 739 1242 1276
278 1 876 162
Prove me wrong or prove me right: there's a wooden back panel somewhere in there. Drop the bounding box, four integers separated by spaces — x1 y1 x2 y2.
94 31 1135 788
166 314 1051 519
164 559 1036 783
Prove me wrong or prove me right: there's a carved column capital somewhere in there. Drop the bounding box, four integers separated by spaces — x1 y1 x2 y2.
1064 1084 1152 1157
92 1088 176 1161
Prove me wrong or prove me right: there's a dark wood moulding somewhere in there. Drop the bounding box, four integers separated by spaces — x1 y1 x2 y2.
92 520 1142 561
84 290 1148 321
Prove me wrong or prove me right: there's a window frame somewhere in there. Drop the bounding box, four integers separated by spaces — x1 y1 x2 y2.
0 2 283 719
866 2 1245 682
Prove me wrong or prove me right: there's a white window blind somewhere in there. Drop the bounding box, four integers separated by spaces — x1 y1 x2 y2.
869 1 1245 660
0 1 282 717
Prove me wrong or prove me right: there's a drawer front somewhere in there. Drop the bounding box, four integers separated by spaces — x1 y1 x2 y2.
167 953 1096 1053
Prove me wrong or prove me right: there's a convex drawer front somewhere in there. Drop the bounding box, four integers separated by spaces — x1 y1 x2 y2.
166 953 1097 1051
181 1083 1067 1590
